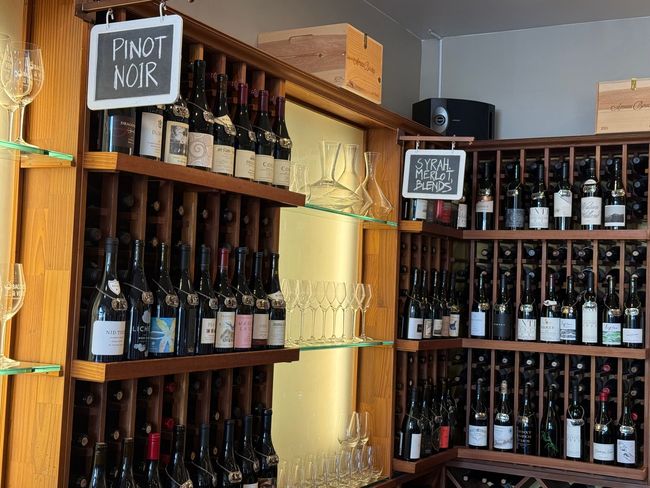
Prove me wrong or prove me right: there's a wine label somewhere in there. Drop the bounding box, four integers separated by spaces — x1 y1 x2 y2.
214 114 237 135
517 318 537 341
566 419 583 459
139 112 163 159
255 154 275 183
505 208 524 228
273 158 291 187
413 199 428 220
470 311 486 337
234 314 253 348
235 149 256 179
529 206 549 229
581 303 598 343
407 317 423 340
422 318 433 339
493 425 514 450
449 314 461 337
244 484 259 488
187 131 214 168
559 318 577 341
108 279 121 295
215 311 235 348
492 313 513 339
553 190 572 217
468 425 488 447
212 144 235 175
253 313 270 340
149 316 176 353
200 318 216 344
602 321 622 345
397 432 404 458
163 120 189 166
268 319 286 346
580 196 602 225
540 317 560 342
91 320 126 356
475 200 494 213
617 439 636 465
108 114 136 150
432 318 443 337
623 327 643 344
604 204 626 227
409 433 422 459
439 426 450 449
516 419 534 451
441 315 451 337
593 442 615 461
457 203 468 228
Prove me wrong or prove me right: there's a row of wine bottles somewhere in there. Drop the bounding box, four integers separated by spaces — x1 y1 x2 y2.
96 61 292 188
86 410 278 488
82 237 286 362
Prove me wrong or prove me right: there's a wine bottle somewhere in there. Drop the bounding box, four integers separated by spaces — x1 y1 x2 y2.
431 270 443 337
233 83 257 180
623 274 644 348
196 245 218 355
529 163 549 230
575 244 593 263
604 157 626 229
550 246 568 262
602 244 620 263
499 243 516 261
540 388 561 458
504 158 525 229
593 391 615 465
443 380 458 448
73 432 90 448
492 274 513 340
144 433 162 487
187 59 214 170
87 237 127 362
136 105 164 160
124 240 153 360
438 270 451 337
523 243 542 260
553 159 573 230
630 245 647 265
421 269 433 339
630 176 648 198
475 162 494 230
516 383 537 455
214 248 237 353
265 253 286 349
116 437 137 487
175 244 199 356
560 276 580 344
566 383 586 461
471 272 490 339
456 180 469 229
162 96 190 166
437 381 452 451
272 96 292 189
256 409 279 487
578 270 598 345
102 108 136 155
167 425 192 486
76 389 95 407
448 273 461 338
420 383 433 456
629 379 644 399
253 90 275 185
233 247 254 351
190 424 217 487
540 274 560 343
249 251 270 350
517 272 538 342
211 73 236 176
149 243 179 357
629 153 648 175
493 380 513 452
401 268 423 340
237 415 259 488
89 442 108 488
617 393 638 467
468 380 488 449
601 275 622 346
580 157 602 229
400 386 422 459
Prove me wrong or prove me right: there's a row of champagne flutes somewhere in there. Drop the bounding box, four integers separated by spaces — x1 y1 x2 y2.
280 279 373 345
0 34 45 145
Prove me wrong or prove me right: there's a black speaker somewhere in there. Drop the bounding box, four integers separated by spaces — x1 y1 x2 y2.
412 98 495 140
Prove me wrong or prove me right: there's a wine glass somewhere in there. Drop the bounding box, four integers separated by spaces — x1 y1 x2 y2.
278 460 289 488
307 281 320 344
337 411 360 451
351 283 365 343
0 263 25 368
358 411 370 451
324 281 338 342
359 284 373 341
315 281 329 343
290 458 305 488
0 34 17 141
296 279 312 345
281 278 298 346
1 42 45 145
334 282 347 343
305 454 318 487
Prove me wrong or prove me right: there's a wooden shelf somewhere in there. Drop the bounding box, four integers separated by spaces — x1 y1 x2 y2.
392 449 458 474
71 348 300 383
460 131 650 151
395 338 463 352
462 338 648 358
462 229 648 240
398 220 463 239
83 152 305 208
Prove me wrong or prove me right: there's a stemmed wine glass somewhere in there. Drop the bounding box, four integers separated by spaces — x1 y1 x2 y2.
307 282 320 344
337 411 360 450
296 279 312 345
281 278 298 346
351 283 365 343
325 281 338 343
359 284 373 341
0 34 17 141
313 281 328 343
0 263 25 368
334 282 347 343
1 42 45 145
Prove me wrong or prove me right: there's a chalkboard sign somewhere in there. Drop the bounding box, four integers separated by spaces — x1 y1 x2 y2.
402 149 466 200
87 15 183 110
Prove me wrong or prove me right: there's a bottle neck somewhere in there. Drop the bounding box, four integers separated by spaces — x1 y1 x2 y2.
630 277 638 295
191 60 208 106
237 85 249 115
261 414 273 442
571 386 580 406
104 245 118 277
243 417 254 448
199 426 211 454
222 423 235 457
478 274 487 301
561 163 569 182
259 91 269 116
410 269 420 295
547 276 555 298
608 277 615 295
159 245 170 275
121 441 134 472
180 247 190 273
235 251 247 282
173 430 186 460
276 97 286 121
216 75 229 115
499 276 508 300
252 254 263 284
513 162 520 180
132 242 144 270
270 254 280 285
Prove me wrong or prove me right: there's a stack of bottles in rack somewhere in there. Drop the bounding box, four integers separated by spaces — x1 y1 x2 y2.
85 409 279 488
94 53 292 189
81 237 286 363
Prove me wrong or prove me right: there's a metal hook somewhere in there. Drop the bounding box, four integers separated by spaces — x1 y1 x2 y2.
159 0 167 18
451 140 456 151
415 136 420 150
106 8 114 26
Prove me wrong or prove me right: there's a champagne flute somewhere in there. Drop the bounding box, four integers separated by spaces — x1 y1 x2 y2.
359 283 373 341
0 263 25 368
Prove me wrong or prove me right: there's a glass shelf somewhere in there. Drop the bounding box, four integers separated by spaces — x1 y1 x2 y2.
294 340 393 351
304 203 398 227
0 139 74 163
0 361 61 377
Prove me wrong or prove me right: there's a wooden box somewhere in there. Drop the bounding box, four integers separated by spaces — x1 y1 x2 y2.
258 23 383 104
596 77 650 133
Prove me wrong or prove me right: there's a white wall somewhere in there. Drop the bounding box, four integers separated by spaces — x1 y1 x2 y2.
426 16 650 139
174 0 422 116
419 38 440 100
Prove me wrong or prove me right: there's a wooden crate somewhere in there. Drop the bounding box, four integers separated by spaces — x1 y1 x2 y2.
258 23 383 104
596 77 650 134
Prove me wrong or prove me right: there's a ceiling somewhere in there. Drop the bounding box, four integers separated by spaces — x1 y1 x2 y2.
365 0 650 38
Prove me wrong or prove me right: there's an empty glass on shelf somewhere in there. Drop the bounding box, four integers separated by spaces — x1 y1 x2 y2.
290 163 310 196
0 263 25 369
364 151 393 220
308 140 362 211
338 144 365 214
0 34 16 141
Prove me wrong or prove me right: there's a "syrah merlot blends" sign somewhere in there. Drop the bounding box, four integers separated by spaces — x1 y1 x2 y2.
402 149 466 200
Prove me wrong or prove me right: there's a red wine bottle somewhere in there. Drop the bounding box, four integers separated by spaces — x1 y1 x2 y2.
401 268 423 340
492 274 513 340
475 161 494 230
211 73 236 176
565 383 586 461
191 423 217 487
593 391 615 464
136 105 164 160
102 108 136 155
175 244 199 356
149 243 179 357
256 409 278 487
617 393 639 467
516 383 536 455
493 380 513 452
540 274 560 343
266 253 286 349
580 157 602 230
553 160 573 230
89 442 108 488
253 90 276 184
233 83 256 180
125 240 153 360
162 95 190 166
233 247 254 351
601 275 622 346
623 274 644 348
604 157 626 229
187 59 214 170
468 380 488 449
272 96 291 189
168 425 192 486
116 437 137 487
529 163 549 230
218 419 243 487
249 251 270 350
214 248 237 353
145 433 162 487
238 415 259 487
195 245 217 355
471 271 490 339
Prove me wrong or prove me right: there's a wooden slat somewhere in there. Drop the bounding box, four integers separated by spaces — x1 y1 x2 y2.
392 448 458 474
462 229 648 241
394 339 463 352
398 220 463 239
462 338 647 359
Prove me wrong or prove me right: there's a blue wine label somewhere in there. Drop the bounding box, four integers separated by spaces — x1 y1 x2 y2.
149 316 176 353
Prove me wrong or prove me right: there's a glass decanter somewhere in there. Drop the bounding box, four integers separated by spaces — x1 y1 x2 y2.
308 140 361 210
337 144 365 214
356 152 374 216
364 151 393 220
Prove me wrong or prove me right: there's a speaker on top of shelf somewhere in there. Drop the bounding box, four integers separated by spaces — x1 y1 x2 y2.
412 98 495 140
